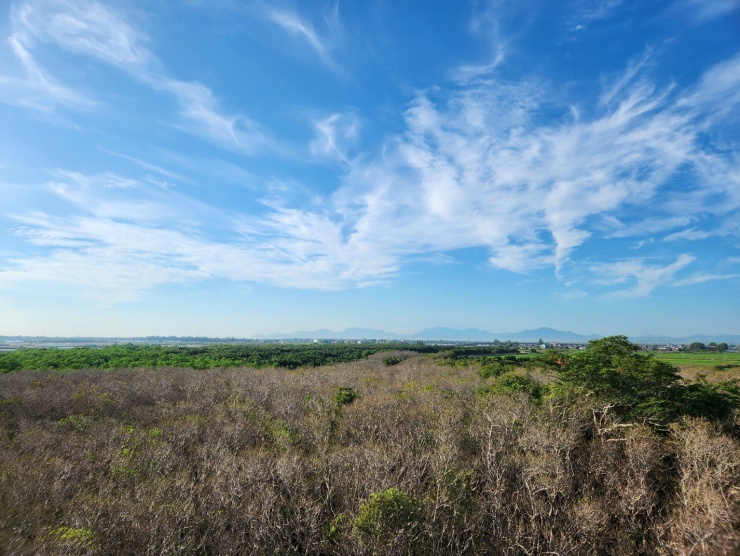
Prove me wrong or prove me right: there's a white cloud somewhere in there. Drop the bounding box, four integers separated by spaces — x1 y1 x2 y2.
268 11 326 58
100 149 193 185
16 0 151 72
0 170 396 299
454 1 508 81
673 273 740 287
590 254 696 297
599 50 654 109
0 23 94 111
1 0 271 152
668 0 739 23
2 236 209 301
265 6 342 73
310 112 360 163
2 45 739 300
324 52 738 284
453 46 505 82
247 52 738 291
604 215 693 238
489 243 552 273
158 79 274 154
572 0 623 26
664 217 740 242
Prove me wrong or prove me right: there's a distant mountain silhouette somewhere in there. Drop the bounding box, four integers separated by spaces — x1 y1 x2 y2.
255 328 402 340
494 327 600 342
409 327 497 341
256 326 600 342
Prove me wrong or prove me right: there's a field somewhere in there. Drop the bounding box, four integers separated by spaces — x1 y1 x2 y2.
651 351 740 366
648 352 740 383
0 340 738 555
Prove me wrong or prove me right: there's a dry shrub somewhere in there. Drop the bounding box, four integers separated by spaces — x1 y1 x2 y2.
0 356 737 555
658 418 740 555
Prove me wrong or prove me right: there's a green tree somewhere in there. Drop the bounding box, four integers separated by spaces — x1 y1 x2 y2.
353 488 422 550
550 336 737 426
333 386 360 407
477 373 542 400
547 337 671 425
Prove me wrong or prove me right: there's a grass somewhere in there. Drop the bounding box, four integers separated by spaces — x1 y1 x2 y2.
649 351 740 366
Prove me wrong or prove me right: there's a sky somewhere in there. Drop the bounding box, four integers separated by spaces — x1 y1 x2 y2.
0 0 739 338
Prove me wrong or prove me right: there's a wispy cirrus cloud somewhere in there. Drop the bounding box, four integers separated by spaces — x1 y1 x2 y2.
157 79 274 155
310 112 360 164
1 0 272 152
14 0 152 71
344 54 724 277
267 11 328 63
667 0 740 23
590 254 696 297
2 46 739 300
0 31 93 111
0 170 394 299
264 50 739 287
673 273 740 287
453 0 508 81
6 215 210 300
263 3 344 73
569 0 623 29
603 215 693 238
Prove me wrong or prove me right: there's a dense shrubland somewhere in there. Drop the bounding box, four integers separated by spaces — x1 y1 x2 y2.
0 343 431 372
0 343 536 373
0 338 737 555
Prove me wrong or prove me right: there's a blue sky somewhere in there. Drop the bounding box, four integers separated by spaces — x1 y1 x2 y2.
0 0 739 338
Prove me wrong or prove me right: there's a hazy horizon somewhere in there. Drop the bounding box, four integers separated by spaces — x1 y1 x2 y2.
2 325 739 344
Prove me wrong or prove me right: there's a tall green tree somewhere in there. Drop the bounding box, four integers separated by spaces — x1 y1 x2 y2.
550 336 735 426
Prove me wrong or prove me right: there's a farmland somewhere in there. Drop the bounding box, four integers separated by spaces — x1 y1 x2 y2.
650 351 740 367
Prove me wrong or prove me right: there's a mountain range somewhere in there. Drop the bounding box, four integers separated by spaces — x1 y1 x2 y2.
256 327 740 344
3 329 738 345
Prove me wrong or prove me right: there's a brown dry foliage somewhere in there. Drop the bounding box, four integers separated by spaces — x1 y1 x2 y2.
0 353 737 555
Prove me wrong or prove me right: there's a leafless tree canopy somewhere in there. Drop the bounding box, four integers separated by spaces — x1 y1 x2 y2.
0 353 737 555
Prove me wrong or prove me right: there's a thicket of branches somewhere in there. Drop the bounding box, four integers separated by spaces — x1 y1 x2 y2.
0 341 738 555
